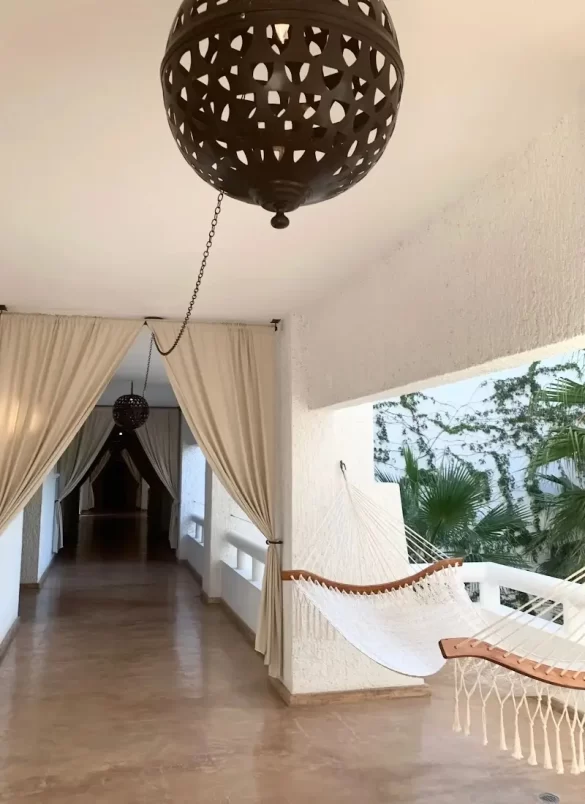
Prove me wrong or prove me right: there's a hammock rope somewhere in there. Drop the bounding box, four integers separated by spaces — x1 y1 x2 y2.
284 471 585 775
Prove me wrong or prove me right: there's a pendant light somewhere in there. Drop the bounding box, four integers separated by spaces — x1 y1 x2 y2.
112 337 153 431
161 0 404 228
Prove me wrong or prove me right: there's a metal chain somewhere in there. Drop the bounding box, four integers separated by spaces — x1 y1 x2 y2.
142 334 154 398
151 190 225 357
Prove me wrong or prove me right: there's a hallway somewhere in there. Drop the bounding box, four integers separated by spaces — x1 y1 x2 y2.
0 553 581 803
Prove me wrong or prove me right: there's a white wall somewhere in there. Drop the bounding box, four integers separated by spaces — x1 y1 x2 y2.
38 468 57 579
21 469 57 585
183 536 205 581
279 315 421 694
0 512 24 646
21 488 43 584
221 561 261 634
303 109 585 409
178 414 206 560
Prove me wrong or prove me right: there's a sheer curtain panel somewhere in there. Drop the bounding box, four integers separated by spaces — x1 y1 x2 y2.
136 409 180 547
55 409 113 549
0 313 142 536
148 321 279 676
79 451 111 513
121 449 145 509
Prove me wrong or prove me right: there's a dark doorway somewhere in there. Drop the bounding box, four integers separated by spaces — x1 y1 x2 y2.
61 425 175 562
93 452 137 513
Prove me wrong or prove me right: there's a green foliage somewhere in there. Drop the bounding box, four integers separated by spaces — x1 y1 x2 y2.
539 378 585 407
530 475 585 577
532 426 585 471
375 454 529 566
374 352 585 577
374 355 584 537
526 375 585 576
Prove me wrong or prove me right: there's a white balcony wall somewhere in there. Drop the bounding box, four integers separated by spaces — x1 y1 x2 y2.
0 512 24 646
221 530 264 636
21 468 58 585
183 515 205 581
302 110 585 409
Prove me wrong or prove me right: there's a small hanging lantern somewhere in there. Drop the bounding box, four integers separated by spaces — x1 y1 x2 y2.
113 383 150 431
161 0 404 228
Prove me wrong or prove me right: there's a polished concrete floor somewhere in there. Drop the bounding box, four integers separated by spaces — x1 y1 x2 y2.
0 519 582 802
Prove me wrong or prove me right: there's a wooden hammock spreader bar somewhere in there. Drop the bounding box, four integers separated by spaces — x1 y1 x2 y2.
281 558 463 595
440 637 585 690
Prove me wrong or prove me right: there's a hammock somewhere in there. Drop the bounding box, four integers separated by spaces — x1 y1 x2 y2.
283 472 585 775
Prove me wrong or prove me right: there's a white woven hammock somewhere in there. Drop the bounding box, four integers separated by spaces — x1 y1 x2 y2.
285 477 585 776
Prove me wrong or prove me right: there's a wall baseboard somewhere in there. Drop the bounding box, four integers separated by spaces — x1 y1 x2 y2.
218 599 256 648
179 560 221 606
269 676 431 707
0 618 19 665
180 559 202 589
21 555 55 591
179 563 432 708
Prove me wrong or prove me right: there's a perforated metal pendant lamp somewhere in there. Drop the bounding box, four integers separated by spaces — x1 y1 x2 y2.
161 0 404 227
112 392 150 432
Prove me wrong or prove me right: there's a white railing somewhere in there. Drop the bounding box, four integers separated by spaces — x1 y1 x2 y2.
224 531 267 586
220 531 267 636
459 562 585 639
182 513 205 579
204 530 585 649
191 513 204 545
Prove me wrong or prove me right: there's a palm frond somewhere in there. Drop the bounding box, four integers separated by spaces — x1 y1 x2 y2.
375 464 398 484
540 484 585 537
538 473 573 490
531 427 585 469
473 502 529 540
402 446 421 484
539 378 585 407
418 462 486 536
533 474 585 576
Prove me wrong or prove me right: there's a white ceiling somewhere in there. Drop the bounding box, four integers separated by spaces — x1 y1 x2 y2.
2 0 585 324
101 328 177 399
114 328 170 384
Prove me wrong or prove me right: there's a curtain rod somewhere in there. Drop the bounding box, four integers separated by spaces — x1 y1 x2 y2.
144 318 279 330
94 405 180 410
0 308 280 330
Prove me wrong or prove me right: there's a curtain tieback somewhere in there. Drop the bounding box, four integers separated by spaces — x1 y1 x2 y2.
266 539 283 546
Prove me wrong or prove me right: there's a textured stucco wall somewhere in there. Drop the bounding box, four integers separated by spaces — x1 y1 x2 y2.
279 315 421 694
21 469 57 584
0 513 23 645
304 109 585 409
21 488 42 584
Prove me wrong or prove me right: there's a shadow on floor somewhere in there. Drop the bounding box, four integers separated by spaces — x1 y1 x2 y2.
60 513 175 564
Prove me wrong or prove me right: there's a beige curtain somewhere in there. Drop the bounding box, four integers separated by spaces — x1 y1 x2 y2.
136 409 180 547
55 409 114 549
140 479 149 511
148 321 279 676
0 313 142 537
79 450 111 513
121 449 147 509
